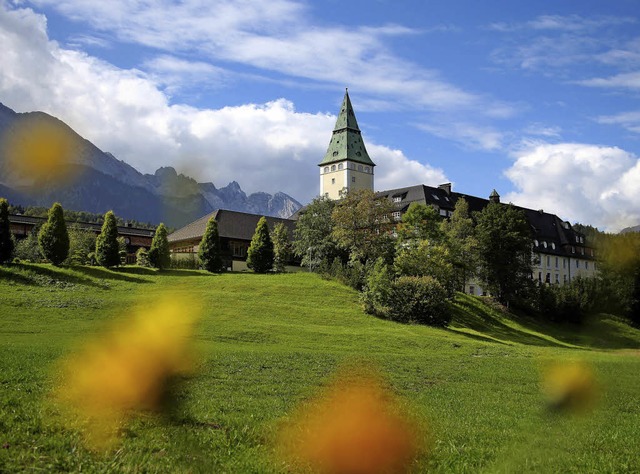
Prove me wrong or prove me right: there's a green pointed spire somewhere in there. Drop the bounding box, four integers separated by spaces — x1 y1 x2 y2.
319 89 375 167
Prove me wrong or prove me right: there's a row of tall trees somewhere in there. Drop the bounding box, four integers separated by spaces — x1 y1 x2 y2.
0 199 172 270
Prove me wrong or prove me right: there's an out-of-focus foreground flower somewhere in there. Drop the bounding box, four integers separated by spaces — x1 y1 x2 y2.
542 361 598 414
1 117 78 183
278 368 424 474
54 294 201 450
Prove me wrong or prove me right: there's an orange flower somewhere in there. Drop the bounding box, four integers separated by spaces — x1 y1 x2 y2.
55 294 200 450
542 361 598 414
279 369 423 474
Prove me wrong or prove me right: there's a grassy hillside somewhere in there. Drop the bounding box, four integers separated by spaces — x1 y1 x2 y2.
1 264 639 472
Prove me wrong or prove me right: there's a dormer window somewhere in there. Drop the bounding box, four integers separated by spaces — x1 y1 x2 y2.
332 151 338 157
551 242 556 250
534 239 539 247
393 196 402 203
432 194 440 200
543 241 547 249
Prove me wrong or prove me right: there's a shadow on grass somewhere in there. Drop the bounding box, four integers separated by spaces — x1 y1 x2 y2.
72 266 151 284
449 295 570 348
159 269 215 277
0 263 109 289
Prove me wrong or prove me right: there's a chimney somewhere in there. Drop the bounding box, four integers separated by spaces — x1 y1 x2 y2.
438 183 452 195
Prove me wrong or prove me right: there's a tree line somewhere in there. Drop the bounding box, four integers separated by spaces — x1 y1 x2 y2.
292 189 640 327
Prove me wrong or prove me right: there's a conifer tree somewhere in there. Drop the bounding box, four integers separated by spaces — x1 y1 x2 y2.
246 217 273 273
272 222 291 273
198 217 223 272
0 198 14 264
95 211 120 268
38 202 69 265
149 223 171 270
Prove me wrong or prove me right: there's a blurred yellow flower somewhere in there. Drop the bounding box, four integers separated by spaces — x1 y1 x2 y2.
1 117 79 183
55 293 201 450
279 369 423 474
542 361 598 414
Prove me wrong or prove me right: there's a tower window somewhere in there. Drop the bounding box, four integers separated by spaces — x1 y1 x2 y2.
331 165 336 171
356 151 362 156
331 178 335 184
332 151 338 157
365 167 370 173
352 177 356 183
338 163 343 170
358 165 363 171
324 167 329 173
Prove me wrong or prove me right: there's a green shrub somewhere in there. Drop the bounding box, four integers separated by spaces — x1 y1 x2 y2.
388 276 451 326
136 247 150 267
65 224 97 265
170 253 199 269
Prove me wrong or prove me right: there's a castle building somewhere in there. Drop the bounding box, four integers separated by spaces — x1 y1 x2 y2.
318 89 375 200
320 91 597 292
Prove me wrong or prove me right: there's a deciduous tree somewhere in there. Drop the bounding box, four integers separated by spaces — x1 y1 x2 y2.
272 222 291 273
475 202 534 306
441 198 478 292
293 196 339 270
38 202 69 266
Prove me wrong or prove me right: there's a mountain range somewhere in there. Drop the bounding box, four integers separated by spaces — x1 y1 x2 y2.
0 102 301 228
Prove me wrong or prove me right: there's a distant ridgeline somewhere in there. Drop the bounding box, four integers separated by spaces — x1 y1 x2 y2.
0 102 302 228
7 204 157 231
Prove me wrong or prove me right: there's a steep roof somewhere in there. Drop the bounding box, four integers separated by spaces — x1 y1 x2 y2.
167 209 296 244
318 90 375 167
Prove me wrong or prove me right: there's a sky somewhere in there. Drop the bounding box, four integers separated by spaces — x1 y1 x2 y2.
1 0 639 231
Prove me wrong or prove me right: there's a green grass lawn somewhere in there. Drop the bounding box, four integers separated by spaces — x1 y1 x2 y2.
1 263 639 473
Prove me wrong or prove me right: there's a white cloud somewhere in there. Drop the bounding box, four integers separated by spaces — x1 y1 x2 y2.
504 142 640 231
417 121 503 151
21 0 512 115
597 111 640 133
578 71 640 90
0 4 447 204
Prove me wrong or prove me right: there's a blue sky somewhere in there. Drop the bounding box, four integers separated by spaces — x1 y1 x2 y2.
1 0 639 230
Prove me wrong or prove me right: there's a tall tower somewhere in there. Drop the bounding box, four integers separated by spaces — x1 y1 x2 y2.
319 89 375 199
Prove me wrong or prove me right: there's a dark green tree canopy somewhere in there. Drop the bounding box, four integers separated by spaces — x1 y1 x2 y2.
272 222 291 273
38 202 69 266
475 202 534 305
95 210 120 268
0 198 14 264
396 202 443 246
149 223 171 270
331 189 395 264
293 196 339 270
247 217 274 273
198 217 223 273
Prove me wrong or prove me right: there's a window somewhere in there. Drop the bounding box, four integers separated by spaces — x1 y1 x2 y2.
585 261 589 270
358 165 363 171
555 257 558 268
575 236 579 243
546 256 550 267
331 165 336 171
580 236 584 244
432 194 440 200
324 167 329 173
392 211 402 221
534 239 539 247
555 274 559 284
351 177 356 183
546 273 551 284
365 167 370 173
543 241 547 249
571 246 575 254
564 274 567 283
469 286 475 295
338 163 343 170
563 258 567 269
576 260 579 268
331 178 335 184
332 151 338 157
538 272 542 282
551 242 556 250
439 209 447 217
393 196 402 203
